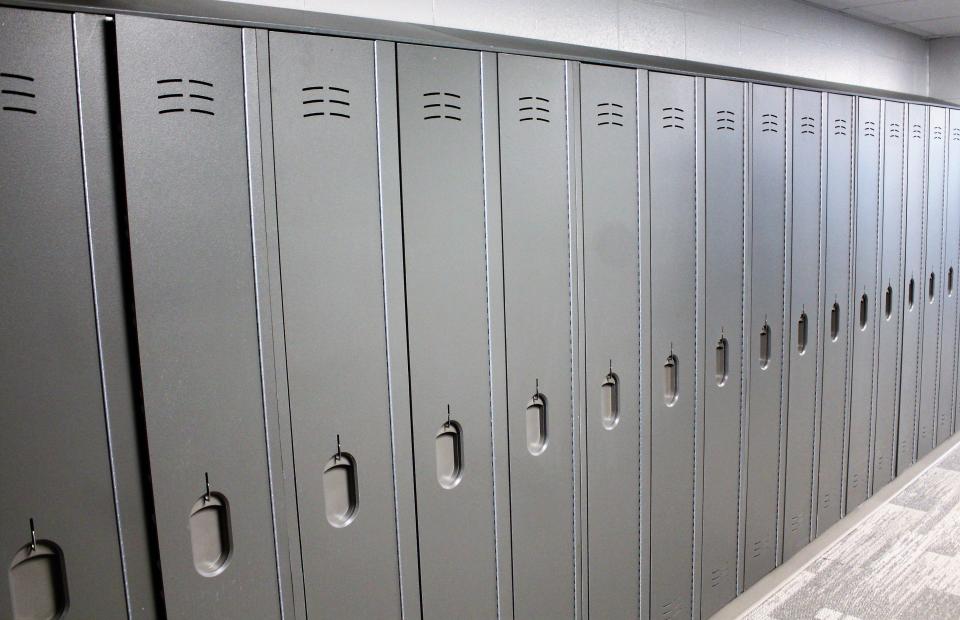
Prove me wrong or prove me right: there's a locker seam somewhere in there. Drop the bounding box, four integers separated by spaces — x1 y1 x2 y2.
866 101 884 498
735 81 749 596
690 75 701 619
774 88 790 569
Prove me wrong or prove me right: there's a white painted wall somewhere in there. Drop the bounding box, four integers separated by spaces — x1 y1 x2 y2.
930 36 960 105
223 0 930 96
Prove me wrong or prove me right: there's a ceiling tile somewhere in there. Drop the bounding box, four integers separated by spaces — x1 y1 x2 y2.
900 15 960 36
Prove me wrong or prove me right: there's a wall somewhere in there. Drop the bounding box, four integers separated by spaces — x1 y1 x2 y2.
221 0 929 96
931 36 960 105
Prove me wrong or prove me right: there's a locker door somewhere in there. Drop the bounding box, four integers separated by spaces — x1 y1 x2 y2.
397 44 499 619
816 94 854 535
498 54 575 619
648 71 697 619
782 90 823 560
580 63 642 619
896 104 928 474
699 77 745 617
268 32 405 618
943 110 960 443
1 8 127 618
917 107 948 458
846 98 882 511
744 84 787 587
116 16 281 618
872 101 907 492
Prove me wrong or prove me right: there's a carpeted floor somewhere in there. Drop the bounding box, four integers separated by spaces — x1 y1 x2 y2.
741 443 960 620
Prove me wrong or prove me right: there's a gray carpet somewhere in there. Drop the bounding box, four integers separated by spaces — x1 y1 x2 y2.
742 444 960 619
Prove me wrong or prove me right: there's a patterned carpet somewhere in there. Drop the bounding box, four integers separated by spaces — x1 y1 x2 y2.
742 444 960 619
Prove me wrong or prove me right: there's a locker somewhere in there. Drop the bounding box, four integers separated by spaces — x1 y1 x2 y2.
872 101 907 492
846 97 882 512
943 110 960 442
699 77 746 617
580 63 642 619
744 84 787 587
498 53 576 619
896 103 928 474
648 71 698 618
782 89 823 560
816 93 854 534
397 44 500 619
116 16 282 618
0 7 128 618
917 106 948 458
268 32 408 618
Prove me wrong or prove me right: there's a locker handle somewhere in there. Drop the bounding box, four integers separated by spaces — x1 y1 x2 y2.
949 267 955 296
759 323 771 369
323 441 358 528
526 392 548 455
189 474 233 577
885 285 893 320
601 370 620 430
908 277 915 310
830 303 840 341
859 293 869 330
664 355 679 406
8 521 68 619
715 337 728 387
436 416 464 490
929 272 936 303
797 313 808 354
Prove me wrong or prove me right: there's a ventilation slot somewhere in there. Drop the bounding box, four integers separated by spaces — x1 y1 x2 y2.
157 77 215 115
601 370 620 429
830 302 840 341
661 106 685 130
1 72 37 115
885 285 893 319
519 96 550 123
797 312 808 354
761 113 779 133
889 122 902 140
833 118 848 136
859 293 868 330
933 126 944 141
800 115 816 135
302 85 351 119
716 110 735 131
597 102 623 127
715 337 728 386
423 91 462 121
952 128 960 142
912 124 923 139
8 520 68 620
863 120 877 138
189 475 232 577
436 417 464 490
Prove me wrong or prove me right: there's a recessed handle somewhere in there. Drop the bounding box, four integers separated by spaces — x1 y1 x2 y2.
601 371 619 430
830 302 840 341
436 419 464 489
929 272 936 303
859 293 869 330
526 392 547 455
884 285 893 319
715 337 728 387
663 354 678 406
759 323 771 369
908 277 915 310
797 312 808 354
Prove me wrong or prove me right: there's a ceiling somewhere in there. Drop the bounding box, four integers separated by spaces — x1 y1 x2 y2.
804 0 960 38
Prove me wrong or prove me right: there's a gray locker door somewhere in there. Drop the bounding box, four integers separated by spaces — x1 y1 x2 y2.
0 8 128 618
816 94 854 535
917 107 948 458
116 16 281 618
397 44 499 619
744 84 787 587
699 77 745 617
896 104 928 474
648 71 697 618
268 32 404 618
498 53 576 619
943 110 960 443
782 90 823 561
580 63 641 619
872 101 907 492
846 97 882 512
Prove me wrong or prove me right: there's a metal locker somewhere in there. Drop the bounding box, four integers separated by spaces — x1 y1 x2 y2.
816 93 854 535
699 77 746 617
580 62 642 619
648 71 698 619
872 101 907 492
942 110 960 443
498 53 576 619
396 44 501 619
845 97 882 512
1 8 128 618
782 89 823 561
896 103 928 474
917 106 948 458
268 32 409 618
116 16 282 618
743 84 787 587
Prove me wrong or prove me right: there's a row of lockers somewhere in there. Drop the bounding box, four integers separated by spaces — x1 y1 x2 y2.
2 5 960 619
